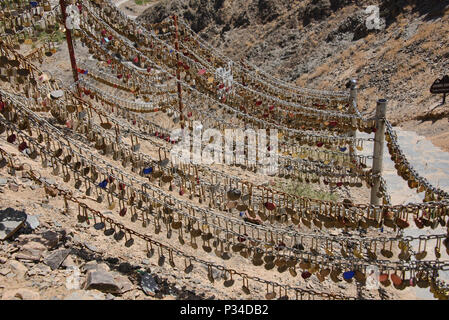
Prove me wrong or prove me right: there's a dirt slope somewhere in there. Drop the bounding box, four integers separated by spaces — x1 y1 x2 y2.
138 0 449 150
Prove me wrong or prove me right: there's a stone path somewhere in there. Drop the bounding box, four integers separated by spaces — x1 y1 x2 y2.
115 0 128 7
358 127 449 300
113 0 143 19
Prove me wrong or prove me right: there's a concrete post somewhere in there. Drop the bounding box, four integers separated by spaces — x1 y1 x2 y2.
370 99 387 205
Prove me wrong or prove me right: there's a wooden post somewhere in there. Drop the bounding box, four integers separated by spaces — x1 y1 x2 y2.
173 15 184 129
60 0 80 95
349 79 357 160
370 99 387 206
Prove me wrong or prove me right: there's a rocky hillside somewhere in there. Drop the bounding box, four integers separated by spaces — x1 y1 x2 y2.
137 0 449 150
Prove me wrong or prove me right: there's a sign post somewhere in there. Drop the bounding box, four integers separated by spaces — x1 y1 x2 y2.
60 0 80 95
370 99 387 206
430 75 449 105
173 15 184 130
348 79 357 160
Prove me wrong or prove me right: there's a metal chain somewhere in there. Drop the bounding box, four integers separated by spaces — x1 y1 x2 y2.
0 147 352 300
385 119 449 200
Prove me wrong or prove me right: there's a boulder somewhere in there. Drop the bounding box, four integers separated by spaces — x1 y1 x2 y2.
84 270 121 294
0 208 27 240
44 249 71 270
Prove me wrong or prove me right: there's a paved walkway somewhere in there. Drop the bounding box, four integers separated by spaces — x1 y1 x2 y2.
359 127 449 299
114 0 128 7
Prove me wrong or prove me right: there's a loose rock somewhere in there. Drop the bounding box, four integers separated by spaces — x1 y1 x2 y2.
140 272 159 297
8 183 19 192
0 208 27 240
64 289 106 300
27 263 51 276
84 270 121 294
16 241 47 261
61 255 77 269
0 268 10 276
84 243 102 253
81 261 100 273
8 260 28 278
2 288 40 300
113 274 134 294
26 215 40 230
44 249 71 270
17 231 59 250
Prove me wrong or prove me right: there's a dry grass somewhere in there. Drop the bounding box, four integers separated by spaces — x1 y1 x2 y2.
350 49 366 68
421 39 439 51
309 64 331 80
309 38 319 48
364 33 376 44
382 38 405 61
317 79 333 90
406 22 441 46
339 47 352 61
359 86 379 111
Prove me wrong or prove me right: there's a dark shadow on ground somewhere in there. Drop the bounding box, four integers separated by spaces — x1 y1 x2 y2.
380 0 449 27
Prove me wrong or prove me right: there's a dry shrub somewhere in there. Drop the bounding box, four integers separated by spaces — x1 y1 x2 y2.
339 48 352 62
421 40 438 51
318 79 332 89
383 38 404 61
365 33 375 44
407 22 440 45
310 64 331 80
350 49 366 69
359 87 379 109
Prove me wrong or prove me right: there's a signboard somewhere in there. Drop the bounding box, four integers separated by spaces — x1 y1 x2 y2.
430 75 449 104
430 75 449 94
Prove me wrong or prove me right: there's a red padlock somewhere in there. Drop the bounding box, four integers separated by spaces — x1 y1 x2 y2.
18 141 27 152
301 271 312 279
7 134 16 143
264 202 276 211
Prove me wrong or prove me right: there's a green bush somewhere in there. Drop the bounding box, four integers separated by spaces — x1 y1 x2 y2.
275 180 339 202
